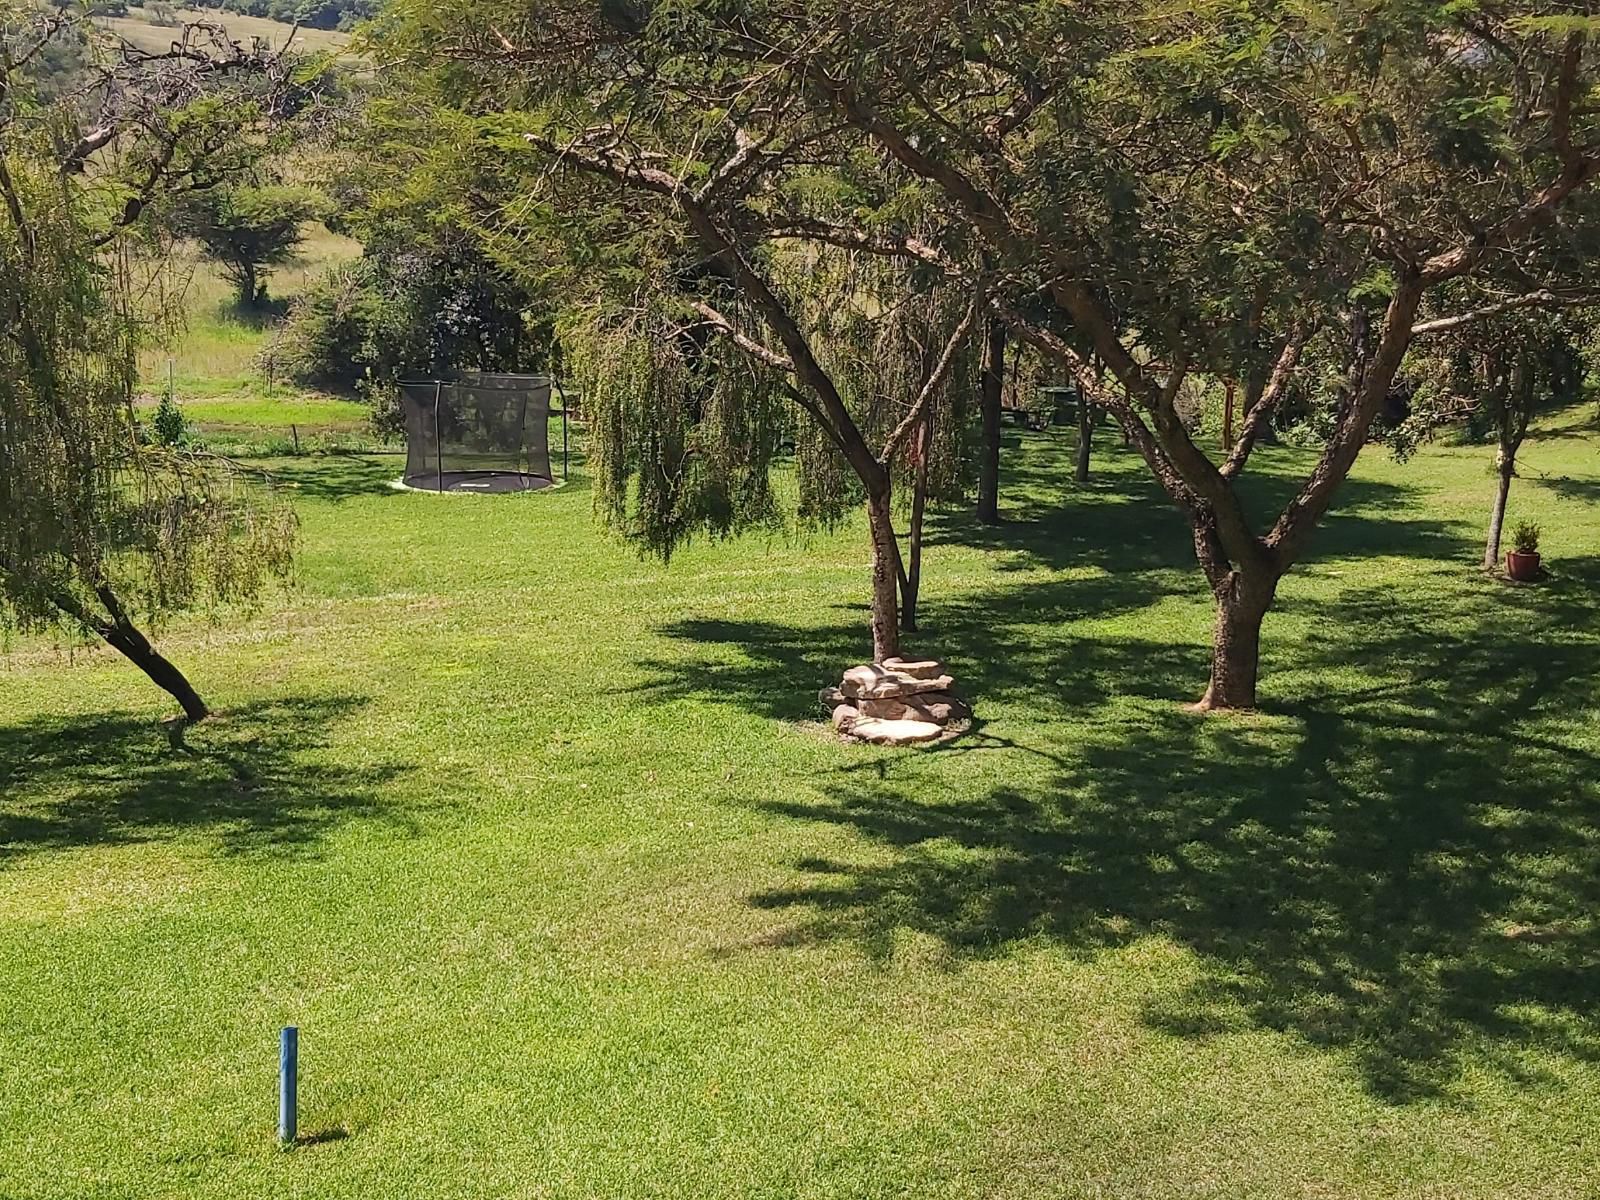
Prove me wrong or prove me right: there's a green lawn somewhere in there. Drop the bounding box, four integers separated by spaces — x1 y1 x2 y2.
3 410 1600 1198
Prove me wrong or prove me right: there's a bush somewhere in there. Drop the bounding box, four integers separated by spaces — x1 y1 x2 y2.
151 392 187 448
264 262 377 390
270 243 552 394
1512 521 1542 556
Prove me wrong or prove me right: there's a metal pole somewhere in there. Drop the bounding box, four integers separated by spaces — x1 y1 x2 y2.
278 1027 298 1145
434 381 444 494
554 378 569 482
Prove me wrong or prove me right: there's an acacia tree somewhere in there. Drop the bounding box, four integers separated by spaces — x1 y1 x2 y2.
376 0 981 664
1405 303 1592 571
176 181 322 308
0 11 302 720
587 0 1600 710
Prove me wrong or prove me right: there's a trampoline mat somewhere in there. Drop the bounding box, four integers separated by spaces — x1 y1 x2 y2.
403 471 555 495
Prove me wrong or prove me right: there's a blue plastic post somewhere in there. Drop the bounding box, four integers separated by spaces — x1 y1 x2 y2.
279 1027 298 1145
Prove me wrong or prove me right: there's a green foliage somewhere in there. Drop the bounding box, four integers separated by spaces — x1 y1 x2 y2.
0 10 297 654
170 184 325 308
573 295 786 556
1512 520 1541 555
151 390 187 447
1396 305 1596 460
272 240 547 391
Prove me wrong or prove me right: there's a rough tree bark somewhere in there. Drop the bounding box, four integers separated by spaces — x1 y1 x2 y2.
1075 393 1094 484
1484 454 1516 571
1484 354 1531 572
900 401 934 631
978 320 1005 523
866 489 902 662
1196 568 1280 713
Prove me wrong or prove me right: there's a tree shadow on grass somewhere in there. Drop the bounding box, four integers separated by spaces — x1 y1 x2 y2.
744 572 1600 1104
626 474 1474 723
925 443 1471 578
1533 472 1600 505
627 463 1600 1102
259 455 408 504
0 695 414 866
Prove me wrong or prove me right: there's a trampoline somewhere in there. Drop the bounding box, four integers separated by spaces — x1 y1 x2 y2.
399 373 568 494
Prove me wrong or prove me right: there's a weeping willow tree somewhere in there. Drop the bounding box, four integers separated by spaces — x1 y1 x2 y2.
0 9 301 720
572 245 979 663
362 0 993 666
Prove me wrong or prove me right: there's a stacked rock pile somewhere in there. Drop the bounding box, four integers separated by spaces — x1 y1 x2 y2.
820 657 972 746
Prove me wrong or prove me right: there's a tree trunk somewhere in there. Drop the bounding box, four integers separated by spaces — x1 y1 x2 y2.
42 582 212 722
1194 571 1279 713
1484 452 1515 572
978 320 1005 524
100 619 211 722
1075 394 1094 483
1222 380 1237 452
902 404 934 632
237 261 258 309
866 489 901 663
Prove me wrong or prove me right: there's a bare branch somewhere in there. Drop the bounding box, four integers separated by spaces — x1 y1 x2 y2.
1412 289 1600 336
1222 329 1308 479
689 300 796 371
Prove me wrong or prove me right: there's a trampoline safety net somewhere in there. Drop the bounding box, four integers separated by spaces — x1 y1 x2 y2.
400 374 555 493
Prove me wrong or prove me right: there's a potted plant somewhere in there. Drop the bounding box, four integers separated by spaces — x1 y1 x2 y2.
1507 521 1542 582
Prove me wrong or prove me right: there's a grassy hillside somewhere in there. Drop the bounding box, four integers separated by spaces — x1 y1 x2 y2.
3 404 1599 1197
99 8 350 57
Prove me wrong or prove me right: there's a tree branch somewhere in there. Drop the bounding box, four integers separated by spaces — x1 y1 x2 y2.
879 297 979 464
1412 289 1600 336
689 300 796 371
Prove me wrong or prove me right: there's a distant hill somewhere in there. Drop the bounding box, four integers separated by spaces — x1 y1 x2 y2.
98 6 353 56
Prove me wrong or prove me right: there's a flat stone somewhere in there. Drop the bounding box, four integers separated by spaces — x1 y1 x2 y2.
831 704 861 732
845 717 945 746
841 664 956 701
859 690 970 724
882 657 948 681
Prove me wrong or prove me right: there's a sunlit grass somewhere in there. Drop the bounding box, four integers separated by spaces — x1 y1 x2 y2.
139 223 362 405
4 408 1600 1197
98 8 352 57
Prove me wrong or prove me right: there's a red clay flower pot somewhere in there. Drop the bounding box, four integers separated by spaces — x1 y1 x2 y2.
1506 550 1542 582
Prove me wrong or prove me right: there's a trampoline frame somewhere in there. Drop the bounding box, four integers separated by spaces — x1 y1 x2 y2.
400 375 571 496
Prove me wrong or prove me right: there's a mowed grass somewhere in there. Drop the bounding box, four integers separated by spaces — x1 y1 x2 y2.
3 408 1600 1198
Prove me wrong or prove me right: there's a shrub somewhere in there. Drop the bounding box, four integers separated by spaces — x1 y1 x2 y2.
1512 521 1541 556
151 391 187 448
265 262 377 390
